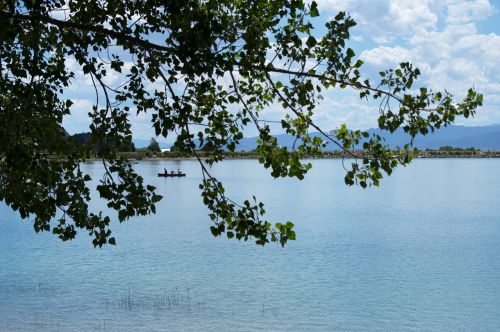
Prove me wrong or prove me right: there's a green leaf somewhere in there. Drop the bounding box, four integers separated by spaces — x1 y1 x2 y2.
306 36 317 48
310 1 320 17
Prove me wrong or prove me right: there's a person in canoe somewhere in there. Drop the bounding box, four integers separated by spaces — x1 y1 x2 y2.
164 168 167 175
177 169 182 175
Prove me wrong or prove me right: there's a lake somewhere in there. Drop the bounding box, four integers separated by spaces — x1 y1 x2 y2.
1 159 499 331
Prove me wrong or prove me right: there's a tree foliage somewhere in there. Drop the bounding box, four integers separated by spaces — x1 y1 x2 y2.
147 137 161 153
0 0 483 246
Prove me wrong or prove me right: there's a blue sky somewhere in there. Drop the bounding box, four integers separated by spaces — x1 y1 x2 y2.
62 0 500 141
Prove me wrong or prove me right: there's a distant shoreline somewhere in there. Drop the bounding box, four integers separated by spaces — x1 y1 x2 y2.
122 150 500 161
415 151 500 158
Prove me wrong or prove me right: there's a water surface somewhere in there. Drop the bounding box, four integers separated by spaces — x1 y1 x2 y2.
0 159 499 331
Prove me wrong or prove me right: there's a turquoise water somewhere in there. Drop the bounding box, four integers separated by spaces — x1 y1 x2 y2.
1 159 499 331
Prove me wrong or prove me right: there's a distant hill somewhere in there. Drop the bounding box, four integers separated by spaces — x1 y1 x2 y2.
235 125 500 151
72 132 92 145
70 133 169 149
71 132 135 151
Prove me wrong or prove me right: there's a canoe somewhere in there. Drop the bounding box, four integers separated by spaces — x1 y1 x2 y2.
158 173 186 177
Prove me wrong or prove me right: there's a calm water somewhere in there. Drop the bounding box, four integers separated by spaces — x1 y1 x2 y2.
0 159 499 331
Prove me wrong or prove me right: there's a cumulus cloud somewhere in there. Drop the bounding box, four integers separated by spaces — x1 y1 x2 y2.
360 46 413 67
447 0 495 24
312 92 380 130
314 0 500 127
315 0 440 43
361 19 500 93
387 0 438 35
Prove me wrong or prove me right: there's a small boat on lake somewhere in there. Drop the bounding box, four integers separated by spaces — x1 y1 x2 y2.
158 171 186 177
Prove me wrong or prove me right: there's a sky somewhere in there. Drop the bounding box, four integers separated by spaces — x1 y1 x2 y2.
62 0 500 142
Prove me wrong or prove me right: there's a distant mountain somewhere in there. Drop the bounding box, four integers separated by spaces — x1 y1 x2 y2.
235 125 500 151
127 124 500 151
367 125 500 150
441 131 500 150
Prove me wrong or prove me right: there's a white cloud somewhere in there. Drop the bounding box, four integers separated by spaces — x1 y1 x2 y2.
315 0 440 43
352 35 365 42
312 93 379 130
360 46 413 67
313 0 500 127
447 0 495 24
388 0 438 34
129 111 157 140
62 99 93 134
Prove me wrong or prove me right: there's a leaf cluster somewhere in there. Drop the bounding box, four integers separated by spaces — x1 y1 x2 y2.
0 0 482 246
